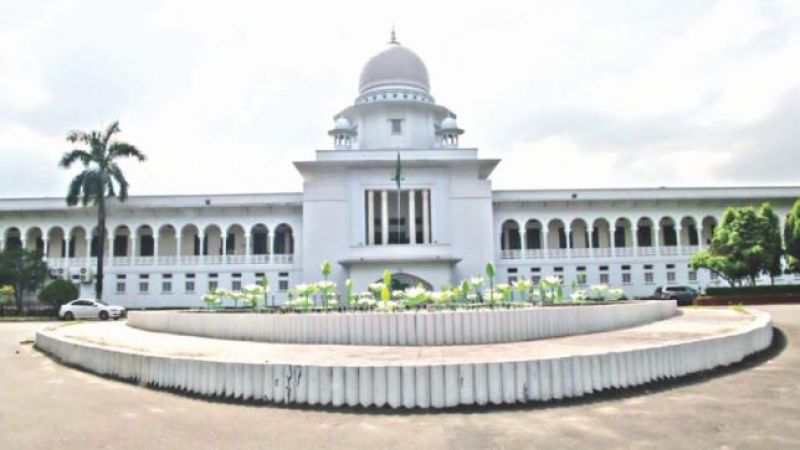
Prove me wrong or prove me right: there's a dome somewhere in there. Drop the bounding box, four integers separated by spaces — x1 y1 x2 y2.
358 44 430 94
441 117 458 130
334 117 351 130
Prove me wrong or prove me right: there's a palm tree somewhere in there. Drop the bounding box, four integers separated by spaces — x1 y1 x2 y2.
59 121 146 300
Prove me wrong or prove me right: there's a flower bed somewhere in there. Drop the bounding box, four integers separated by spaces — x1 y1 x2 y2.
127 300 677 346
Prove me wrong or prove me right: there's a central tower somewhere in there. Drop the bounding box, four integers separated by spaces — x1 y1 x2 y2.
298 33 497 292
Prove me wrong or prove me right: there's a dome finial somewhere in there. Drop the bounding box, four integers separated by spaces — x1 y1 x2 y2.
389 24 399 45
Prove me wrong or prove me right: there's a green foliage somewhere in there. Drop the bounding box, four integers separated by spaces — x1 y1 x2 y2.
59 121 145 300
320 261 332 280
758 203 783 282
785 198 800 273
0 248 49 312
690 203 784 286
37 279 79 312
485 262 495 298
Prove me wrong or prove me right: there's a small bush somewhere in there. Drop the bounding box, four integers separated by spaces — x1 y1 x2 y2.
38 279 79 312
704 285 800 296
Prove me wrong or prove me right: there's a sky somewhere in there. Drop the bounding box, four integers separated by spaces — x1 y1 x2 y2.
1 0 799 198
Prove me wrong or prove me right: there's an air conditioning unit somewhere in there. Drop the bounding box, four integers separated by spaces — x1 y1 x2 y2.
80 267 88 275
49 268 65 279
80 270 93 284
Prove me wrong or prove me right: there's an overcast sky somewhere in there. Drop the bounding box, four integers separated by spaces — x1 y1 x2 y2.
1 0 799 198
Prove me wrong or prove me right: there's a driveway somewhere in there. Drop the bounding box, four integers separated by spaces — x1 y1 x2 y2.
1 305 798 450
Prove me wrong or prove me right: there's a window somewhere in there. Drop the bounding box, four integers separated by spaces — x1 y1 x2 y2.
576 273 587 285
599 265 609 271
231 272 242 291
644 272 654 284
667 272 676 283
162 273 173 294
279 272 289 292
389 119 403 134
622 273 632 284
531 275 541 285
138 274 149 294
710 271 719 280
688 271 698 282
208 280 218 291
621 265 631 271
599 273 610 284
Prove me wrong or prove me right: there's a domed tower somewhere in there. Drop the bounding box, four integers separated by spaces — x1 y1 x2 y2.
329 31 463 150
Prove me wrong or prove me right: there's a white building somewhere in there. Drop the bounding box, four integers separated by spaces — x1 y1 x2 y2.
2 36 799 307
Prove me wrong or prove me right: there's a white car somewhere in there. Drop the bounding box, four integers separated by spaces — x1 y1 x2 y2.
59 299 126 321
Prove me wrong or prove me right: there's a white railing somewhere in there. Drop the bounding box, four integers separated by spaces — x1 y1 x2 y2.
523 249 544 259
43 254 297 268
615 247 634 257
501 249 522 259
660 246 679 256
681 245 700 255
638 247 656 256
593 247 612 257
548 248 568 259
571 248 590 258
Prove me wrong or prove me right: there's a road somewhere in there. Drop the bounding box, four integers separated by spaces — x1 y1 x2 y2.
1 305 798 450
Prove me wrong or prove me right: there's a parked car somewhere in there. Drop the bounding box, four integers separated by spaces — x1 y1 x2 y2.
59 299 126 321
654 285 698 306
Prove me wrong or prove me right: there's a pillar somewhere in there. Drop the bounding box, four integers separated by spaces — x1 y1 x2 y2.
565 226 572 258
632 226 639 255
422 190 430 244
245 233 251 259
408 190 416 245
676 226 683 253
131 235 138 259
153 237 159 259
367 190 375 245
198 232 205 263
654 227 661 256
381 190 389 245
42 238 49 261
520 230 527 252
176 235 182 259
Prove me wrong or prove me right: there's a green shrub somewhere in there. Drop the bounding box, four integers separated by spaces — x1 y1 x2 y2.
705 285 800 296
38 279 79 312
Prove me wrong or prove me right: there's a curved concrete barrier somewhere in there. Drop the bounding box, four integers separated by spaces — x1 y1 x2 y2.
35 309 772 409
127 301 677 345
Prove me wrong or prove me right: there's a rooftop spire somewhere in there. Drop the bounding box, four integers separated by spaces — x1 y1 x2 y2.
389 24 399 44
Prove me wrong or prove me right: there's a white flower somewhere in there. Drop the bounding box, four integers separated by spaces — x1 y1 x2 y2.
609 288 625 301
368 283 385 293
469 276 485 288
571 290 588 301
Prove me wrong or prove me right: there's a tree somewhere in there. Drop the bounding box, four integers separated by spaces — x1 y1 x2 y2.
0 248 49 313
758 203 783 284
59 121 146 300
38 279 79 314
785 198 800 274
689 206 766 287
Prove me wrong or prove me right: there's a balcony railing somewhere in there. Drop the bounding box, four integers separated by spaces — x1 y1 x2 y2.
498 245 703 260
44 254 295 268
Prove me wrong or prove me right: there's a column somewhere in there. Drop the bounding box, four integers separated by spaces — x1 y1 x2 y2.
198 232 205 264
408 190 416 245
381 190 389 245
422 190 430 244
632 226 638 256
42 238 49 261
542 229 549 258
131 235 138 261
588 228 594 258
85 236 91 259
565 227 572 258
223 235 228 258
520 229 527 257
245 233 251 262
676 226 683 254
176 234 182 262
367 190 375 245
654 227 661 256
153 237 159 259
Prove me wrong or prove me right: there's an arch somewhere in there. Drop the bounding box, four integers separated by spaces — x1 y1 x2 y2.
136 225 155 257
157 224 177 256
67 226 87 258
591 218 612 248
680 216 699 246
251 224 270 255
3 227 22 250
46 226 67 258
524 219 543 250
180 224 200 256
225 224 247 255
25 227 44 254
273 223 294 255
112 225 131 257
613 218 632 248
701 216 718 246
378 273 433 291
547 219 567 249
658 216 677 247
569 218 589 249
500 219 521 251
203 224 223 256
636 217 654 247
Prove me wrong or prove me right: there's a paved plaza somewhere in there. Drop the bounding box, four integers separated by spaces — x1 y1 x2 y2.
1 305 798 449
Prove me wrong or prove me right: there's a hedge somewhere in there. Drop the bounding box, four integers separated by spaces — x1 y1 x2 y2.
705 285 800 296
